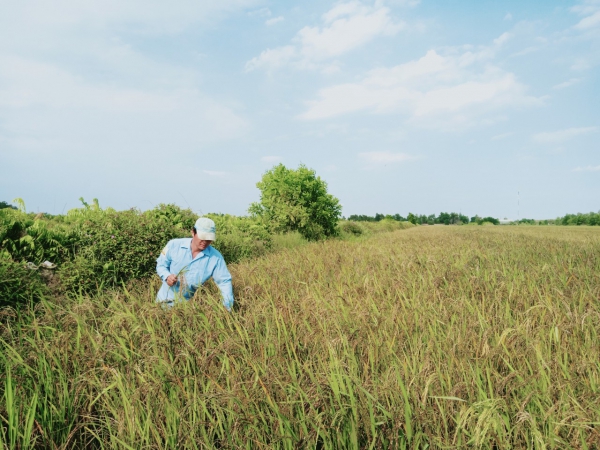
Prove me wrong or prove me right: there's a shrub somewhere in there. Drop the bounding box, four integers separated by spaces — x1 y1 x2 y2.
339 221 364 236
0 257 47 308
1 202 277 295
58 209 189 293
480 216 499 225
0 209 75 265
250 164 342 241
143 203 197 230
208 214 273 263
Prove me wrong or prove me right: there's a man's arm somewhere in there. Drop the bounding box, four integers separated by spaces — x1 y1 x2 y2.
156 241 173 282
212 256 234 311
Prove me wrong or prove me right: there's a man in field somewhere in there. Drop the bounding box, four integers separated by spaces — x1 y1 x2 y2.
156 217 234 310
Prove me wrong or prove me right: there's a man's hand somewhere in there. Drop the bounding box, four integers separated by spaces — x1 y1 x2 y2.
166 274 178 287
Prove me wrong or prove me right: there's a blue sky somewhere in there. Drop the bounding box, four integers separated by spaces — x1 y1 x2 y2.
1 0 598 219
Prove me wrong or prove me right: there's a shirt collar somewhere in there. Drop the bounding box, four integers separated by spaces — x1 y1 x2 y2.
181 239 213 257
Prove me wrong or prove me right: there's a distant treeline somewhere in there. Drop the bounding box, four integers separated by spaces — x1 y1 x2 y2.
347 212 499 225
556 212 600 226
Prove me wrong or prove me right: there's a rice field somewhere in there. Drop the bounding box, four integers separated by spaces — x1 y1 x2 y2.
1 225 599 449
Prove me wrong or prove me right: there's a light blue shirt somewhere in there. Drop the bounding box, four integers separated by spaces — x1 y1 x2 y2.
156 238 234 310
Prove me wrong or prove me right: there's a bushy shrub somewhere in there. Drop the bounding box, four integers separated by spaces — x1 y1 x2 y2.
250 164 341 241
0 209 75 264
1 201 278 295
58 209 189 293
339 221 364 236
479 217 499 225
208 214 273 263
143 203 197 230
0 257 47 308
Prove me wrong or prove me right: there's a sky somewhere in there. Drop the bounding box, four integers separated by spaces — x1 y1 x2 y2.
0 0 599 220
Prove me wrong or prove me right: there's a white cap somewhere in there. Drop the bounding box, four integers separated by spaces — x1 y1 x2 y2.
194 217 216 240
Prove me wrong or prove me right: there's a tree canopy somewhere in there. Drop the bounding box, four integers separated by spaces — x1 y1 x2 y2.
250 164 342 240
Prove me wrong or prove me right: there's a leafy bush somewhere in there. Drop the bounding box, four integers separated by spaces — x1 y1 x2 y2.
208 214 273 263
339 221 364 236
0 209 75 264
0 257 47 308
58 209 189 293
143 203 197 230
480 217 499 225
250 164 342 241
1 201 278 295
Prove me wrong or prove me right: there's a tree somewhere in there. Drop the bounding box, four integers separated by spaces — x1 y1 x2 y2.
0 201 17 210
249 164 342 240
437 212 451 225
481 216 499 225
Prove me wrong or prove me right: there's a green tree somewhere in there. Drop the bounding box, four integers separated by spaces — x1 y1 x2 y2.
0 201 17 210
249 164 342 240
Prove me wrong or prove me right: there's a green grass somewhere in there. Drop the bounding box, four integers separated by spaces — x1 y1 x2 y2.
1 226 599 448
271 231 309 251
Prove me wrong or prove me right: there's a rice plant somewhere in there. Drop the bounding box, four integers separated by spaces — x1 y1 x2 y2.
0 226 599 448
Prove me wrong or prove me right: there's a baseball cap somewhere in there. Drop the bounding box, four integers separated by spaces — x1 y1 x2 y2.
194 217 216 241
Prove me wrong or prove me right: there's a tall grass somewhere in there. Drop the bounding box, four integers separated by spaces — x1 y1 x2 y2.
1 226 599 448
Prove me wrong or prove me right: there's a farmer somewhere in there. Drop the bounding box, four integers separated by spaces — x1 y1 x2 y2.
156 217 234 310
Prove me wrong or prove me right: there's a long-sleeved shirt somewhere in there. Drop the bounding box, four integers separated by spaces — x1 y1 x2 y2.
156 238 234 310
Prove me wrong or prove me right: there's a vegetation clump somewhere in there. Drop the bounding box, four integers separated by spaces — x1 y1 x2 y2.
349 212 489 225
0 258 47 308
207 213 273 263
556 211 600 225
250 164 342 240
0 200 274 304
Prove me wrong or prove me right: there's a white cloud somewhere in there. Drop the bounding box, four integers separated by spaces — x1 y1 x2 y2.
504 13 513 21
532 126 598 144
573 165 600 172
0 0 259 37
0 0 254 159
245 1 403 72
552 78 581 89
0 54 249 159
245 46 296 72
359 151 416 164
388 0 421 6
299 44 540 130
493 32 512 46
491 132 513 140
248 7 272 18
571 1 600 32
510 46 539 58
265 16 284 26
571 0 600 16
571 58 591 71
202 170 229 177
261 155 282 163
575 10 600 29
